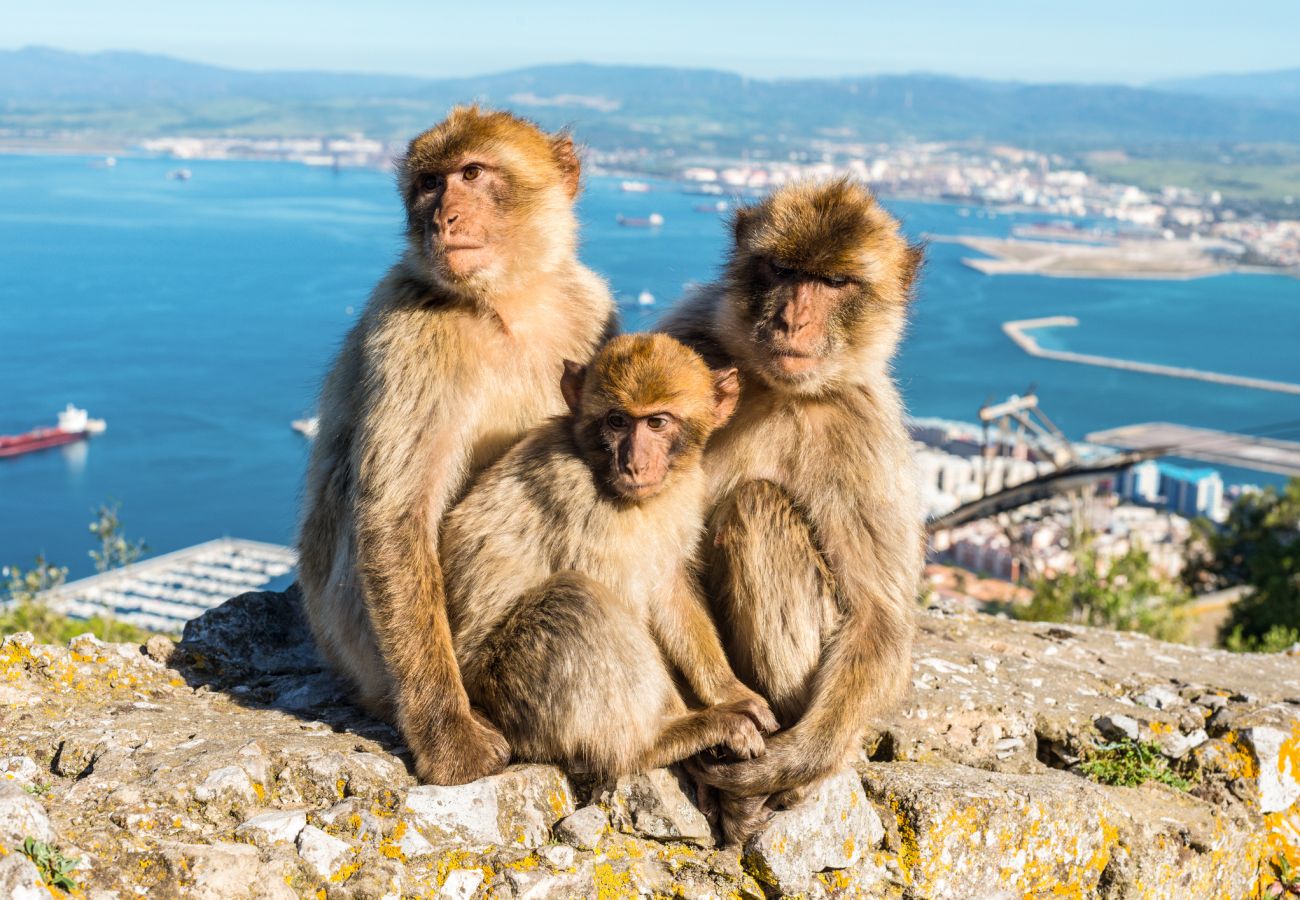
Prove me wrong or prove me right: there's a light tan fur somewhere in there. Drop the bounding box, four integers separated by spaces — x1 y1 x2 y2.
658 178 925 842
298 107 615 785
441 334 776 777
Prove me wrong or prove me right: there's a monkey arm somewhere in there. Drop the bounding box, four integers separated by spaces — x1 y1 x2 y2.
652 571 776 732
698 513 917 797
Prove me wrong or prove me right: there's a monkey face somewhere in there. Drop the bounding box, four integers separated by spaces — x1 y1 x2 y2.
723 178 923 393
561 334 740 503
398 106 583 297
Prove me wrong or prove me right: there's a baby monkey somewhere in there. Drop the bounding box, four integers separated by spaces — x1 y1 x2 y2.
442 333 777 777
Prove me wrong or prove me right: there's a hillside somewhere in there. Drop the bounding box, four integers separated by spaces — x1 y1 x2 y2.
6 46 1300 151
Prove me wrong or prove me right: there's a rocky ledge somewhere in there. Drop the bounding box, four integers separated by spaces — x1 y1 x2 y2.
1 588 1298 898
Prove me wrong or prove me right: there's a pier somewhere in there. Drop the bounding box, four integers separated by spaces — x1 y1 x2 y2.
1086 422 1300 478
36 538 297 634
1003 316 1300 396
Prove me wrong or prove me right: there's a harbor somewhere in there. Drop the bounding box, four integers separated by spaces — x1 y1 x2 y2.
1087 422 1300 478
35 538 297 634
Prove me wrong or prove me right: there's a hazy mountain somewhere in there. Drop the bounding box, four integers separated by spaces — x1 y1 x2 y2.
5 46 1300 150
1153 68 1300 101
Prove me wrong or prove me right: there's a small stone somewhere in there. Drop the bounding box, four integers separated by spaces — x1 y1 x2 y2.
1133 686 1182 710
397 822 435 859
542 843 577 869
1 632 34 650
193 766 256 806
1 756 41 787
1240 726 1300 813
440 869 485 900
555 804 608 850
67 633 105 655
601 768 713 847
296 824 352 878
0 782 55 845
143 635 176 664
743 769 882 896
0 851 48 900
1095 714 1141 742
403 765 574 851
317 798 387 845
1153 729 1204 760
235 809 307 845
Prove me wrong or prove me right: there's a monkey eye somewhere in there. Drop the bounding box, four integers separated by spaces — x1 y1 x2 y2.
824 274 850 287
769 260 796 279
647 415 669 431
462 164 483 181
419 173 444 192
606 412 629 429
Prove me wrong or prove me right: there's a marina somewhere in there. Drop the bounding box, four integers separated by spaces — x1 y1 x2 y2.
35 538 297 634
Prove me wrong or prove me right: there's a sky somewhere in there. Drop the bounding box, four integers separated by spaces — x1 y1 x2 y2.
5 0 1299 83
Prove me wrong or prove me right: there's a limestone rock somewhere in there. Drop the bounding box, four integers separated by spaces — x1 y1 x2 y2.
555 804 609 850
744 768 883 895
235 809 307 845
0 851 47 900
0 782 55 845
1095 713 1141 742
402 764 574 851
1240 725 1300 813
600 767 714 846
296 824 352 878
439 868 485 900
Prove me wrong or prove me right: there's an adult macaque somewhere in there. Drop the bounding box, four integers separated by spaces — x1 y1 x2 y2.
298 107 615 785
441 333 777 776
660 178 925 842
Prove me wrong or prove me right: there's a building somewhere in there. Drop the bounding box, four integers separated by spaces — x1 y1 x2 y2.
1116 459 1226 522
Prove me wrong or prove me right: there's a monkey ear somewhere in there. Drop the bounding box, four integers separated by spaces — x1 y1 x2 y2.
560 360 586 415
551 135 582 200
732 206 755 245
711 367 740 426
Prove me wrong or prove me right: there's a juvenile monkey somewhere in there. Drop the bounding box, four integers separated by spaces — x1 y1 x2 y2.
298 107 615 785
441 333 778 776
659 177 925 841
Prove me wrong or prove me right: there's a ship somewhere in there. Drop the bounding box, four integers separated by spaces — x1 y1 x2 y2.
616 213 664 228
637 290 655 307
0 405 107 459
620 180 651 193
292 416 320 439
168 168 192 181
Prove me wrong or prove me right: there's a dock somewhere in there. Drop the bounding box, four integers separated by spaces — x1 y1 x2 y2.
1086 422 1300 477
36 538 297 635
1004 317 1300 396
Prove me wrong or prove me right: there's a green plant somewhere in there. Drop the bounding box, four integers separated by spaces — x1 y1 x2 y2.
1267 854 1300 896
1016 533 1190 641
1078 739 1191 791
1223 624 1300 654
88 501 147 573
20 836 81 892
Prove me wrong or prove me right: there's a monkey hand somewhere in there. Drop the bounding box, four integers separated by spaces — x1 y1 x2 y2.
405 707 511 785
702 706 767 761
717 689 779 735
718 791 775 847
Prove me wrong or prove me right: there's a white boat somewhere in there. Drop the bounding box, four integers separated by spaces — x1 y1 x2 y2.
620 180 651 193
292 417 319 439
637 291 655 307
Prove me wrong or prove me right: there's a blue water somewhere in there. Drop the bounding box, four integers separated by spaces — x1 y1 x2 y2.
3 154 1299 575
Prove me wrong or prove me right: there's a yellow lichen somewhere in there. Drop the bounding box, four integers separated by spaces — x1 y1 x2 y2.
328 861 360 883
592 862 635 899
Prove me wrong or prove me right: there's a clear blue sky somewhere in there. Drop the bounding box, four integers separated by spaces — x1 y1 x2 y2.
7 0 1299 83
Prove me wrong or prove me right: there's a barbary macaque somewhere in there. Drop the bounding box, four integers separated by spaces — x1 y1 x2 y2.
298 106 615 785
660 177 925 841
441 333 777 776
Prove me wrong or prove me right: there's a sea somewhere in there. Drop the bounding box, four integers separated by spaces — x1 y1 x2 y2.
3 154 1299 577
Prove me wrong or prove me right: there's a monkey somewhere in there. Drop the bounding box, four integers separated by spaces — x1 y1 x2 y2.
297 106 616 786
439 333 778 777
658 177 925 843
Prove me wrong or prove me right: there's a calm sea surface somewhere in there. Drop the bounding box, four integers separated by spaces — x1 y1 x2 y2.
3 154 1299 575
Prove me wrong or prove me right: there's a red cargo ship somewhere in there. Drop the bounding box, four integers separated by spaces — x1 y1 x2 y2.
0 405 107 459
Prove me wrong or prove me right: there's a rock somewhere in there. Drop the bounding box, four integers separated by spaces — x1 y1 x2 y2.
402 765 574 851
1133 685 1182 710
439 869 485 900
0 852 47 900
743 768 883 895
0 782 54 845
1095 713 1142 742
395 820 435 859
1 755 41 787
1240 726 1300 813
542 843 577 868
157 841 288 900
554 804 608 850
2 631 34 650
1196 692 1229 711
600 768 714 846
193 765 257 807
1153 727 1208 760
234 809 307 845
67 633 106 656
143 634 176 663
296 824 352 878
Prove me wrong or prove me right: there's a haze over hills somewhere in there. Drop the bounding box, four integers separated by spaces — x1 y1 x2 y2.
1154 68 1300 101
5 46 1300 152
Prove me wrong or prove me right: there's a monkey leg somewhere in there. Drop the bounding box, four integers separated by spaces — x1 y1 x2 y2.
299 524 394 720
706 479 837 727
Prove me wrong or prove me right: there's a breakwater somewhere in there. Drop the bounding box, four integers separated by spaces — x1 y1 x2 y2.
1003 316 1300 396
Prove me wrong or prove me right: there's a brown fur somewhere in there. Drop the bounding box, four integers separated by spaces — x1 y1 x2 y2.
441 335 776 778
297 107 615 785
658 178 925 842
